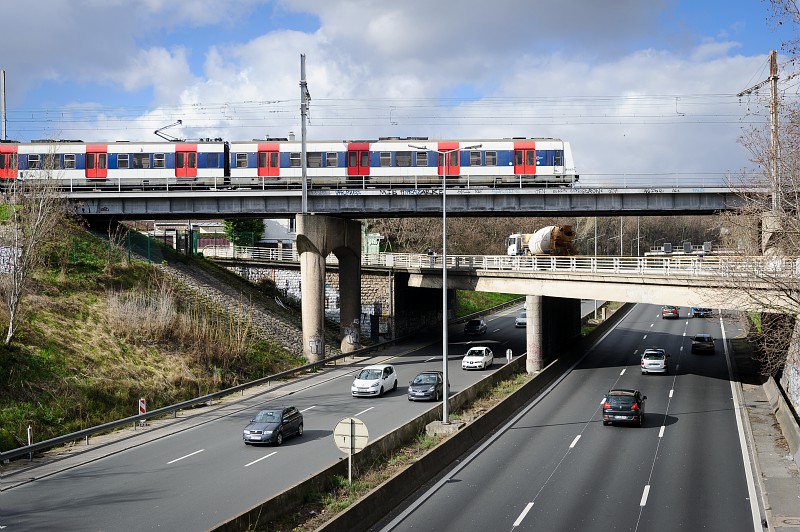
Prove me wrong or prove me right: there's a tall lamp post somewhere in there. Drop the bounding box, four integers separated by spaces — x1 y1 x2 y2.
410 142 481 423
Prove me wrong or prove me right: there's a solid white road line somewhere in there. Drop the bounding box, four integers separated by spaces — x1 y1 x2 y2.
620 369 626 376
300 406 316 413
513 502 535 527
669 389 674 398
640 485 650 506
245 451 277 467
167 449 204 464
354 407 374 417
659 426 665 438
569 435 581 449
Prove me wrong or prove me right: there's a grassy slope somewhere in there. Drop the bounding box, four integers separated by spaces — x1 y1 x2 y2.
0 230 302 451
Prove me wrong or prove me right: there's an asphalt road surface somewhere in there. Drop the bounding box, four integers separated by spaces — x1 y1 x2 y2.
376 304 760 532
0 305 528 530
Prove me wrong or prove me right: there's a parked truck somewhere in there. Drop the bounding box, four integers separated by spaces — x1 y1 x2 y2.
506 225 576 256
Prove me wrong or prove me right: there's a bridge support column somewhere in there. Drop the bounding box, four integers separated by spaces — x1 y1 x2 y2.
296 214 362 362
526 295 543 374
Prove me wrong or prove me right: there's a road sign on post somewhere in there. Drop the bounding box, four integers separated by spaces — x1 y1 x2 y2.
138 398 147 428
333 417 368 483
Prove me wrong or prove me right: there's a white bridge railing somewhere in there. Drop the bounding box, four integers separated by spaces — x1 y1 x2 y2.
201 245 799 280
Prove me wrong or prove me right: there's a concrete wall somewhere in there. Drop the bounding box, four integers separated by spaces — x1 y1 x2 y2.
224 264 449 339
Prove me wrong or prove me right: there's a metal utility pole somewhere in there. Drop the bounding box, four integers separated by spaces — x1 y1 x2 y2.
300 54 311 214
738 50 780 209
1 69 6 140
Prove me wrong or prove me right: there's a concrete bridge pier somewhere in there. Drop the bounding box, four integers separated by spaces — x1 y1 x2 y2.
296 214 362 362
526 295 543 373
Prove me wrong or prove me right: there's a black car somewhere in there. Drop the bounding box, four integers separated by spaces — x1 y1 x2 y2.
690 307 712 318
407 370 448 402
464 318 487 335
243 406 303 445
691 333 716 353
602 389 647 426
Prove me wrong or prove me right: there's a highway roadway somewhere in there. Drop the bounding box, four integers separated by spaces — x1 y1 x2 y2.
0 305 531 530
376 304 761 532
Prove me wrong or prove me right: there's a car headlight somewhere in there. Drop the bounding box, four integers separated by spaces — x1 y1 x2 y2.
243 430 251 435
263 430 272 435
369 382 379 388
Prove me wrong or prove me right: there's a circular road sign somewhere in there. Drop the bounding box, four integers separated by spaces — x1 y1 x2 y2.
333 417 369 454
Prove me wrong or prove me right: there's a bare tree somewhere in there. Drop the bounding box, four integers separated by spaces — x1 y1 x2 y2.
0 162 68 345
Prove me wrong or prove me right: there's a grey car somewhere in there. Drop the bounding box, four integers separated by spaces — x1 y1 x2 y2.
243 406 303 445
408 370 448 402
464 318 487 335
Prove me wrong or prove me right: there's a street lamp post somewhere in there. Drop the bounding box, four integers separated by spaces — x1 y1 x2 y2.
410 142 480 424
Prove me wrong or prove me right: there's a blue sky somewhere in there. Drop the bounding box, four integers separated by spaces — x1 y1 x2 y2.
1 0 797 180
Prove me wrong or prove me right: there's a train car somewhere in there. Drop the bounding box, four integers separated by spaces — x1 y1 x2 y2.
0 136 578 190
0 139 228 190
226 137 578 189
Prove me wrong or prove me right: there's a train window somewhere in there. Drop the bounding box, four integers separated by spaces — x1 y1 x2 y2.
416 152 428 166
28 154 41 169
290 152 301 167
132 153 150 169
348 152 357 167
485 151 497 166
118 153 130 169
63 154 75 169
177 152 197 169
43 154 58 170
236 153 248 168
154 154 166 169
514 151 523 166
307 152 323 168
526 150 535 166
379 152 391 167
360 152 369 167
396 151 411 167
0 154 5 170
326 152 338 167
554 150 563 166
469 151 481 166
270 152 279 168
258 152 267 168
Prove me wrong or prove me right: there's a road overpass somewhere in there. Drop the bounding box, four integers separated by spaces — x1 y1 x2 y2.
206 245 797 373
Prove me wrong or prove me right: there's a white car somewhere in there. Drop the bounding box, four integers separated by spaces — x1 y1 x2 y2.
351 364 398 397
462 346 494 370
515 312 527 328
641 348 669 374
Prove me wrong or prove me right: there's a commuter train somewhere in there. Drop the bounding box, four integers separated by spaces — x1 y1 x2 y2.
0 137 578 190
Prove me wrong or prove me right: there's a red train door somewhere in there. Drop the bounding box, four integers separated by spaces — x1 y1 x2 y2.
257 144 280 177
347 142 370 176
175 144 198 178
437 142 460 177
513 141 536 175
0 145 18 179
86 145 108 179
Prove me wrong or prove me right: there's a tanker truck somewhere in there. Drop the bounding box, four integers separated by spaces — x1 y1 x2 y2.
506 225 576 256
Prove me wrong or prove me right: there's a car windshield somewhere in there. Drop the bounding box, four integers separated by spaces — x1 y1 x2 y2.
694 335 711 341
519 312 526 318
643 353 664 360
357 368 382 380
253 410 280 423
413 374 437 385
465 349 485 357
467 320 481 327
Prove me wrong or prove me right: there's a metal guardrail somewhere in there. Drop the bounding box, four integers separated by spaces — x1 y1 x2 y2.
0 295 526 463
203 246 800 280
0 349 362 462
